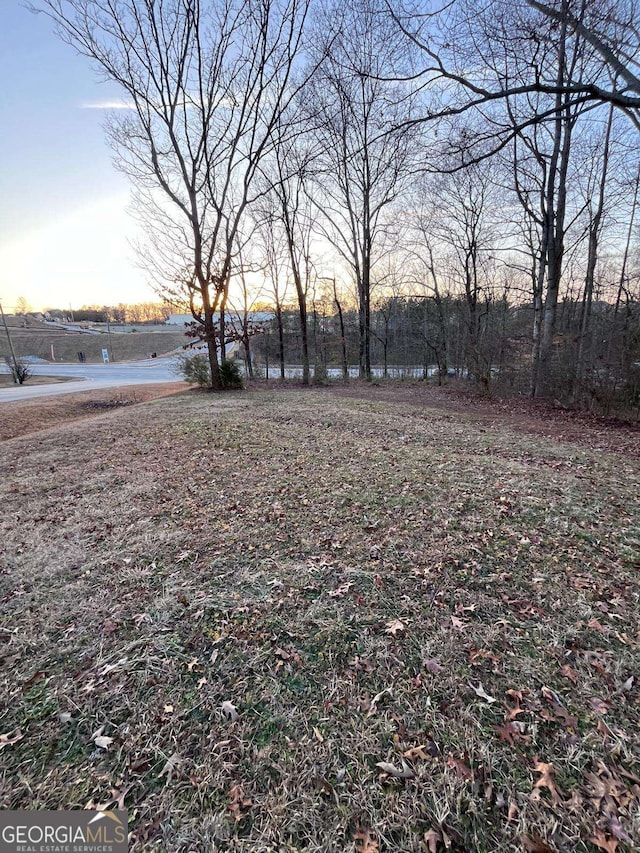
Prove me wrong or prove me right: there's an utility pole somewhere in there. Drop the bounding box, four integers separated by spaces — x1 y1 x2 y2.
106 315 115 362
0 300 22 384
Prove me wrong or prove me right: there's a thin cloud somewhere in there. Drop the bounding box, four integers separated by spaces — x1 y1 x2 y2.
81 99 136 109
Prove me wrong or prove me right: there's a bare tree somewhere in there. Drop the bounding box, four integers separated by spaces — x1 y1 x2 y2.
36 0 311 389
260 122 316 385
305 0 417 379
389 0 640 142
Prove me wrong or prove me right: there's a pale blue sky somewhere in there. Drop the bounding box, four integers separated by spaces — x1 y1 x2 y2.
0 1 153 311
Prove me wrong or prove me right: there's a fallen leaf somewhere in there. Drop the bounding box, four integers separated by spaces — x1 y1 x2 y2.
353 825 379 853
469 647 501 668
469 681 496 703
495 721 531 745
560 664 578 683
588 696 610 715
423 828 441 852
366 687 393 717
522 835 554 853
186 658 199 672
312 726 324 742
385 619 406 637
507 801 519 821
450 615 467 630
221 700 239 722
157 751 181 785
0 729 23 750
505 690 526 721
375 759 415 779
197 677 207 689
532 760 562 806
93 785 130 811
446 754 473 781
621 676 634 692
424 658 444 674
403 744 432 761
93 736 114 750
228 784 252 822
608 817 632 843
21 670 46 692
589 830 618 853
58 712 72 724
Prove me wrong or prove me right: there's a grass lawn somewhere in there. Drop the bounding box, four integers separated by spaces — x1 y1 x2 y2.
0 374 77 388
0 388 638 852
2 326 188 363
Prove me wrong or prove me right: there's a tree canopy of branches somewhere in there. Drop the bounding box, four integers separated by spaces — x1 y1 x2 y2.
37 0 310 388
34 0 640 409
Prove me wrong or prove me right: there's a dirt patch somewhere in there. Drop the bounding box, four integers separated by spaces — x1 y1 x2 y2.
329 379 640 457
0 382 186 441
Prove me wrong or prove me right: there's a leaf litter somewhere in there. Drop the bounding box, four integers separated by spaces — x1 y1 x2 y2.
0 387 639 850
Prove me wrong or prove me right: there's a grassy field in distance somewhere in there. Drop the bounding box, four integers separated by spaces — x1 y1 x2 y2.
0 317 189 362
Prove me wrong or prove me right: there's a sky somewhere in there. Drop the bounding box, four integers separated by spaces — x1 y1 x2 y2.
0 1 155 312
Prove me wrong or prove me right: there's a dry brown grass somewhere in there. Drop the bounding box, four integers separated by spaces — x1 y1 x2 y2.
0 375 77 389
0 389 638 852
1 327 188 363
0 382 185 441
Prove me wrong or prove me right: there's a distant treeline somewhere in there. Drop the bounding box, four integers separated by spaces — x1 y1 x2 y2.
243 294 640 417
44 303 172 324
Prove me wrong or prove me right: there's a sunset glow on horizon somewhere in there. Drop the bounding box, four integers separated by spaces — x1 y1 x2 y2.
0 4 156 314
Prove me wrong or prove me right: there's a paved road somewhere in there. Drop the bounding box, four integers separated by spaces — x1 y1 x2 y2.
0 357 181 403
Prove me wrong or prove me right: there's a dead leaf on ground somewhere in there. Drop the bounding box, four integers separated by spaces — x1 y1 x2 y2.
495 721 531 746
0 729 23 750
588 696 611 715
423 828 441 852
21 670 46 692
589 830 618 853
560 664 578 683
403 744 436 761
353 825 379 853
522 835 555 853
608 817 632 843
92 785 130 811
228 784 252 822
367 686 392 717
469 647 501 668
90 726 114 750
446 754 473 781
385 618 406 637
375 759 415 779
158 751 181 786
424 658 444 674
531 760 562 806
469 681 496 703
221 700 239 722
